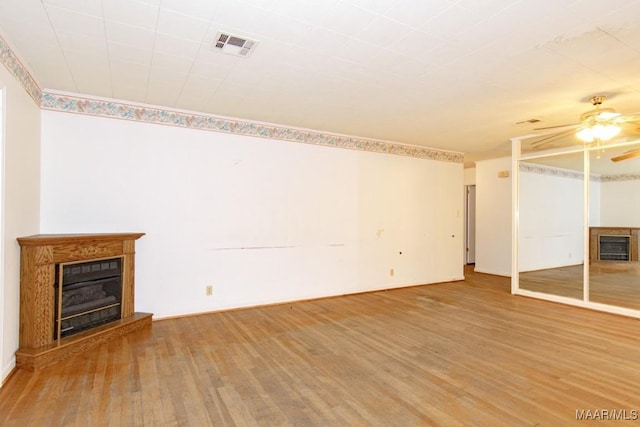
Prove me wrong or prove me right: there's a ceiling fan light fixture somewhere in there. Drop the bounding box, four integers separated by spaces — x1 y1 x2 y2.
533 95 637 149
596 111 620 120
576 124 621 143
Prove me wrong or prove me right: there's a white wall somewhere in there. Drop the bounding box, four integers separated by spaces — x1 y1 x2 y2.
589 179 601 227
519 170 584 271
463 167 476 185
0 67 41 383
40 111 464 318
600 180 640 227
475 157 511 276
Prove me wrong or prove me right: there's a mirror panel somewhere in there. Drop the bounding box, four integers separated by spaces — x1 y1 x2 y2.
589 141 640 310
518 150 585 299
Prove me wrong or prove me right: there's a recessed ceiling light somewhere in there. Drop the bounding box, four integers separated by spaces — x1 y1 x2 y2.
211 32 258 57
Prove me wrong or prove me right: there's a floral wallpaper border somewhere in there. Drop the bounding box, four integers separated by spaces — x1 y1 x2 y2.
40 92 463 163
520 162 640 182
597 173 640 182
0 32 462 163
0 33 41 104
519 162 587 180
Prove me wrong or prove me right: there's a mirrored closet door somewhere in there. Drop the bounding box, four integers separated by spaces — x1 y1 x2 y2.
514 137 640 318
518 150 585 300
588 141 640 310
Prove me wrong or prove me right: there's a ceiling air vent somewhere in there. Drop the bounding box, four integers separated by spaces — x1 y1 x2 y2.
212 32 258 57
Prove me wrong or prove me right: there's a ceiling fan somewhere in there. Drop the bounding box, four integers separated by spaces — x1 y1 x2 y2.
530 96 640 156
611 148 640 162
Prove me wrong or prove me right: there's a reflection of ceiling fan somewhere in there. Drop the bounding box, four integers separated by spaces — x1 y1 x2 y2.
531 95 640 149
611 148 640 162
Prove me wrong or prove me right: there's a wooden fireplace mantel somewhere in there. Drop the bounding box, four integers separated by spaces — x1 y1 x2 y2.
589 227 639 262
16 233 152 371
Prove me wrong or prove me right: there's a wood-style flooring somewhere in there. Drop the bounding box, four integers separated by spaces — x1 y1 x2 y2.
2 267 640 426
520 261 640 310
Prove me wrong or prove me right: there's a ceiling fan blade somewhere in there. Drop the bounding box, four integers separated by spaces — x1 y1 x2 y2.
611 149 640 162
618 114 640 122
530 128 578 147
533 123 580 131
613 122 640 135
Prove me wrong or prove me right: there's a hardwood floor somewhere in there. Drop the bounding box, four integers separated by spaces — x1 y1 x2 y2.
519 264 585 300
2 267 640 426
591 262 640 309
520 261 640 310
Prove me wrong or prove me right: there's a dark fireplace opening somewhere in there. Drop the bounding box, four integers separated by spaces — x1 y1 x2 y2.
54 258 123 339
599 235 631 261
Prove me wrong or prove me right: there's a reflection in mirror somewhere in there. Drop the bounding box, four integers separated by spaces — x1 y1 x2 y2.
518 150 584 299
589 140 640 310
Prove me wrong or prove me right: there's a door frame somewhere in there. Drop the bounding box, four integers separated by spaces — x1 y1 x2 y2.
465 184 476 265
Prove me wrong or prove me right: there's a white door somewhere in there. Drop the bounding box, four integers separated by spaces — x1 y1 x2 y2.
466 185 476 264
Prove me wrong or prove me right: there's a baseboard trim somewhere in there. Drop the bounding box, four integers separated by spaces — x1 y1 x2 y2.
1 363 17 388
153 276 467 321
473 267 511 277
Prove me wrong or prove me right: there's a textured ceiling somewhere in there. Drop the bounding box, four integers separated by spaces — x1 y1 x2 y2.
1 0 640 165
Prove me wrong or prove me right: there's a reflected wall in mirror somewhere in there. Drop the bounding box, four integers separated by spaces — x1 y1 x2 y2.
589 141 640 310
518 150 585 299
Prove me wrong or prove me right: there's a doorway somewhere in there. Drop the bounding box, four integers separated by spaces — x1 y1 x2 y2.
465 185 476 264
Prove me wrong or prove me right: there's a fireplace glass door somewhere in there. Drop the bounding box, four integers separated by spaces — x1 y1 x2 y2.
598 235 631 261
54 257 123 339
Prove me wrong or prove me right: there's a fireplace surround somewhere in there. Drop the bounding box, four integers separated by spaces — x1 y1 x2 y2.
16 233 152 370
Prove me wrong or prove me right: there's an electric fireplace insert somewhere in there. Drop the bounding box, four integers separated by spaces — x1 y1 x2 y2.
54 257 123 339
598 235 631 262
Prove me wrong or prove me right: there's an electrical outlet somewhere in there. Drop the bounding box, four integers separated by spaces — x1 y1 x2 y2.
390 268 395 277
206 285 213 296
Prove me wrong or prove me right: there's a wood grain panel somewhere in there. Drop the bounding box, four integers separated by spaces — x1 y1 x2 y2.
17 233 145 246
52 241 123 263
19 248 37 347
589 228 598 261
32 265 55 347
598 228 631 235
121 240 136 317
33 246 53 265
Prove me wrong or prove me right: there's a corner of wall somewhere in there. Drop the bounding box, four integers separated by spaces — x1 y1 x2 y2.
0 34 42 385
474 157 512 277
463 167 476 186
